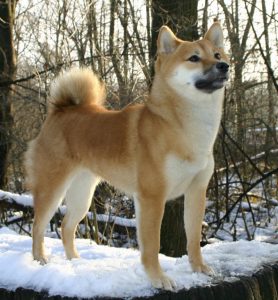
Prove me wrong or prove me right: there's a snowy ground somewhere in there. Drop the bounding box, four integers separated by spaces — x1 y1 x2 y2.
1 226 278 299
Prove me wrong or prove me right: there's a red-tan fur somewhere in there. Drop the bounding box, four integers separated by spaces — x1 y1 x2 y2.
25 22 229 290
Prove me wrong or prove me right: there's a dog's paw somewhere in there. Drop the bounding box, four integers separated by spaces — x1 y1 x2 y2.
150 273 177 291
191 262 215 276
34 255 48 265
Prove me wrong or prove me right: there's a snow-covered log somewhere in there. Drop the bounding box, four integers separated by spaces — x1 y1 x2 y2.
0 263 278 299
1 228 278 299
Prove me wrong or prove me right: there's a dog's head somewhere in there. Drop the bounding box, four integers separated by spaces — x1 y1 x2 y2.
155 22 229 96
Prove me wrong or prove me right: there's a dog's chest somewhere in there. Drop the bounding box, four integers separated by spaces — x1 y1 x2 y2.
165 154 208 199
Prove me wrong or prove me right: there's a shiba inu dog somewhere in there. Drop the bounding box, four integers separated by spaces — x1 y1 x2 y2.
25 22 229 290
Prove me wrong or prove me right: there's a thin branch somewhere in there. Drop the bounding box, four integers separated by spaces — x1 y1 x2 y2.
244 1 278 93
210 168 278 226
221 122 264 176
0 53 151 88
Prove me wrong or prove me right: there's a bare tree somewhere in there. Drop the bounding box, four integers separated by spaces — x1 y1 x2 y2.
151 0 199 257
151 0 198 77
260 0 277 156
218 0 257 146
0 0 17 188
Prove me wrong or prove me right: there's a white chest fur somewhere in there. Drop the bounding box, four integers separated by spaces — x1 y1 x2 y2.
163 92 222 198
165 154 209 199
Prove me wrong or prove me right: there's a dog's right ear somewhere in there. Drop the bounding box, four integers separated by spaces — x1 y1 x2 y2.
157 26 180 55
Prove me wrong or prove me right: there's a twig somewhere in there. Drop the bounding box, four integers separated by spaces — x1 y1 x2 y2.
244 1 278 93
210 168 278 226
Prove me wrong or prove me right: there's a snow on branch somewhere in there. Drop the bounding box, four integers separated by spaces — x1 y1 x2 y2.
0 190 136 228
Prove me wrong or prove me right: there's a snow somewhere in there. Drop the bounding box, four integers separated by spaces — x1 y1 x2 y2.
0 190 33 207
0 190 136 228
89 213 136 227
1 227 278 298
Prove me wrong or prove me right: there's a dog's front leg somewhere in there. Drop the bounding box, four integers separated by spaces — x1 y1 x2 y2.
135 197 176 290
184 160 215 275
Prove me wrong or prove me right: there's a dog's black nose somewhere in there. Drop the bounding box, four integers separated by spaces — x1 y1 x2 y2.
216 62 229 73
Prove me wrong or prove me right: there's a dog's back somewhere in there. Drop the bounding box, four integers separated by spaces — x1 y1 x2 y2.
25 68 141 194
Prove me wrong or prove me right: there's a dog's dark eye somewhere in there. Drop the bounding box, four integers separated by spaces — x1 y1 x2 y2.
214 53 221 60
188 55 200 62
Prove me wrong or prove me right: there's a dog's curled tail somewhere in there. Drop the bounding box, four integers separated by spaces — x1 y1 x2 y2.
49 68 105 110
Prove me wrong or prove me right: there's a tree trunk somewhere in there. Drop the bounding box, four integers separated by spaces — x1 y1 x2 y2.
151 0 198 257
109 0 130 108
160 198 187 257
0 0 17 189
87 0 104 76
261 0 276 161
151 0 198 77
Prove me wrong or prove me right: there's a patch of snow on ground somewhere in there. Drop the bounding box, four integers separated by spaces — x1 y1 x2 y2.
1 227 278 298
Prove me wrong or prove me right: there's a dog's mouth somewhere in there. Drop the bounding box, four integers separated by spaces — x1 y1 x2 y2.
195 62 230 93
195 75 228 93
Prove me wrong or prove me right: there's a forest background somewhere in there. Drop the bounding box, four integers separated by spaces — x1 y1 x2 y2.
0 0 277 257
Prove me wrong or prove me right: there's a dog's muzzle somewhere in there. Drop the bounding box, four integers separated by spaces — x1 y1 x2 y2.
195 62 229 93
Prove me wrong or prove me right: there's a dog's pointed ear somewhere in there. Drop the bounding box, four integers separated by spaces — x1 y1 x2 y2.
204 22 224 49
157 26 180 54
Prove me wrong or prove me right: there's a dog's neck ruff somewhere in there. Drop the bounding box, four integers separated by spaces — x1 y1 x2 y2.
149 79 224 155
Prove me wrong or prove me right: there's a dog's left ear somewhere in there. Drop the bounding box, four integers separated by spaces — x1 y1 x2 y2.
204 22 224 49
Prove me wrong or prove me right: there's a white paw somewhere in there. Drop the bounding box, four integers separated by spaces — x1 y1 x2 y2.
191 262 215 276
150 273 177 291
34 255 48 265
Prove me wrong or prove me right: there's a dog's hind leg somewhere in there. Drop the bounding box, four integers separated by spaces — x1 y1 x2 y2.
61 169 99 259
32 167 73 264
